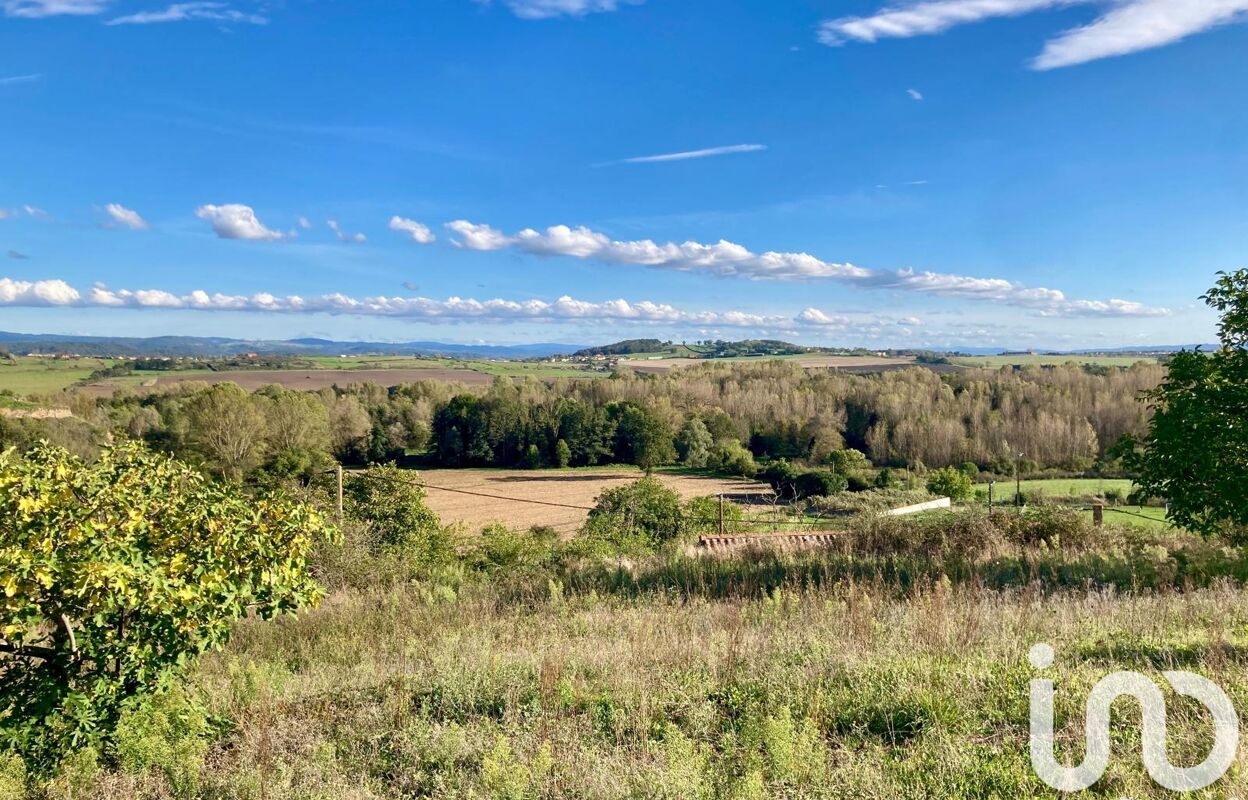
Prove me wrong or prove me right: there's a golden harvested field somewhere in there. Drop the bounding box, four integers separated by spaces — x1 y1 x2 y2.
416 467 771 532
622 354 916 374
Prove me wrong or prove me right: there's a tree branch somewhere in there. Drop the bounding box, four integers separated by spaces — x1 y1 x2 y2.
0 641 58 661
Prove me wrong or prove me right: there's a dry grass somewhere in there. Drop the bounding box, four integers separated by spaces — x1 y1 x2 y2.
29 574 1248 799
417 468 771 532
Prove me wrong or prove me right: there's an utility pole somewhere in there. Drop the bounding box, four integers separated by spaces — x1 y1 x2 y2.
1015 451 1024 510
988 480 995 511
335 464 344 520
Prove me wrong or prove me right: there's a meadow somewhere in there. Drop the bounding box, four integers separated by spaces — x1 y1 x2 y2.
17 509 1248 800
0 357 113 395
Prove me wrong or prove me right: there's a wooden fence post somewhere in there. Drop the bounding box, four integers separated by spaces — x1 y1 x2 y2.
336 464 344 520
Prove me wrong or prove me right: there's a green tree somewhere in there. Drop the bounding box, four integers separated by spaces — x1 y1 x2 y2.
609 403 676 471
582 476 685 551
1130 270 1248 537
824 448 870 475
0 442 332 774
926 466 974 502
676 417 713 469
554 438 572 468
706 440 757 477
342 463 441 549
183 383 268 479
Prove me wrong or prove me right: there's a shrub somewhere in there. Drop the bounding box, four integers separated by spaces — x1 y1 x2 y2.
823 448 870 475
793 470 848 500
707 440 757 477
926 466 974 502
342 463 441 550
0 441 332 775
582 476 685 551
554 439 571 468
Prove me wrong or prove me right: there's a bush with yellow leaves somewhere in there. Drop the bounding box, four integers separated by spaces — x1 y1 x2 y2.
0 441 334 776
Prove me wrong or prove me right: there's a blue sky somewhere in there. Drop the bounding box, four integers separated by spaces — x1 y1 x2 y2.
2 0 1246 349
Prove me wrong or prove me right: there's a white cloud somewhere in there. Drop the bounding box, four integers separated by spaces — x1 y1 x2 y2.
500 0 637 20
3 0 108 17
0 277 79 305
107 2 266 25
1033 0 1248 69
445 219 1171 318
104 203 149 230
0 74 42 85
195 204 291 241
907 88 924 100
818 0 1248 69
327 219 366 244
6 275 795 328
612 144 767 165
389 216 436 244
297 216 312 229
446 220 512 251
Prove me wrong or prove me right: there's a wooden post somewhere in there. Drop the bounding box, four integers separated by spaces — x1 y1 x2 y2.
1093 503 1104 527
335 464 344 520
718 494 725 536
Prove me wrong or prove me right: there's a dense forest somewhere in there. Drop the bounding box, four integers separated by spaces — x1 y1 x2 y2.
0 361 1163 482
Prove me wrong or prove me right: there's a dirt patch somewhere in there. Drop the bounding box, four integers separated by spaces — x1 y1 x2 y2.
415 468 771 533
79 368 493 396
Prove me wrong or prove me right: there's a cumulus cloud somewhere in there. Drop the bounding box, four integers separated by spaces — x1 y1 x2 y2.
107 2 266 25
611 144 768 165
389 216 436 244
297 216 312 230
3 0 108 17
104 203 149 230
0 277 79 305
500 0 638 20
444 219 1171 318
327 219 366 244
907 88 924 100
195 204 291 241
818 0 1248 69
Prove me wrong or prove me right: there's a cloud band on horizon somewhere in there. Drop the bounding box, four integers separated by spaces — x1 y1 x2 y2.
443 220 1171 318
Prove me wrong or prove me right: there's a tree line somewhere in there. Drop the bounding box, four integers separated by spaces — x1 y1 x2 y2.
0 360 1162 481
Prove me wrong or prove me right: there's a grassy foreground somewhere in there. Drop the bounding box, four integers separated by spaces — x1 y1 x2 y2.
12 512 1248 799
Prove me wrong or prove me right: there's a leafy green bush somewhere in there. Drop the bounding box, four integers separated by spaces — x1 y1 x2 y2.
0 441 332 775
793 470 848 500
342 463 441 550
707 440 757 477
926 466 974 502
582 476 685 552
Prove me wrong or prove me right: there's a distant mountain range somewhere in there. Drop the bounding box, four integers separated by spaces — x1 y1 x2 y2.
0 332 584 359
0 331 1218 360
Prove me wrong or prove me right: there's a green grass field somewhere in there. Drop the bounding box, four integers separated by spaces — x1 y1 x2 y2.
952 354 1160 368
1011 477 1135 496
0 356 113 395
